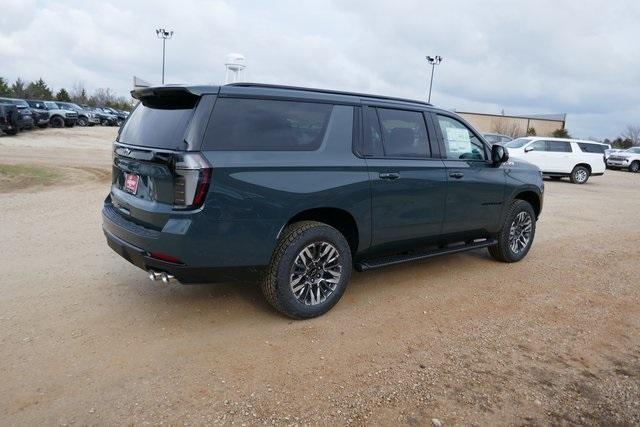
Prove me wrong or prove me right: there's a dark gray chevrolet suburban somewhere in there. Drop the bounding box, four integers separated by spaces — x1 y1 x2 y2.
103 83 544 318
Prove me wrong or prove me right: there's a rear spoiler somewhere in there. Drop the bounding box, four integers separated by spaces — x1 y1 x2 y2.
131 85 220 108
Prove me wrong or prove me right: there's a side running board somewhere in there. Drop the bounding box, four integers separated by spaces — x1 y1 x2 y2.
355 239 498 272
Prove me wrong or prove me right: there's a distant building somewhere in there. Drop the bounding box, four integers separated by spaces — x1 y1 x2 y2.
457 111 566 137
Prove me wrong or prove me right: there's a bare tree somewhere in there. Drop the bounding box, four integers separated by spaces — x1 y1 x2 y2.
620 125 640 146
491 119 524 138
70 81 88 104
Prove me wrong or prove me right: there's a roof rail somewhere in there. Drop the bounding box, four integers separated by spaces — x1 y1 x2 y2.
227 83 432 107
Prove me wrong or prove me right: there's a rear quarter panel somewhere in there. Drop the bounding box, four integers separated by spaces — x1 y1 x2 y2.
199 105 371 267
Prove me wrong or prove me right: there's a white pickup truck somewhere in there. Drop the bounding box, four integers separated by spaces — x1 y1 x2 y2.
505 137 607 184
606 147 640 173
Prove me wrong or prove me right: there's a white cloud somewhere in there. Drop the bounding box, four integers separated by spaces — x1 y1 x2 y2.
0 0 638 138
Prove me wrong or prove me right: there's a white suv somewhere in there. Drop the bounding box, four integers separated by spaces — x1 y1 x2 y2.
505 137 606 184
606 147 640 173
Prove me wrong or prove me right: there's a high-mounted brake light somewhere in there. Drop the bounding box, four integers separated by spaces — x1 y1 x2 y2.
172 153 212 210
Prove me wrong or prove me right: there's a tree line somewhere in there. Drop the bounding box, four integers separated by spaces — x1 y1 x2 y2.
0 77 134 111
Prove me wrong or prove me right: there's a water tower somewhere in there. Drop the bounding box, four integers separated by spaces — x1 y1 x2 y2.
225 53 246 84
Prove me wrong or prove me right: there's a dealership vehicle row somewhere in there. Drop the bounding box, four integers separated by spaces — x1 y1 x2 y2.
0 96 129 135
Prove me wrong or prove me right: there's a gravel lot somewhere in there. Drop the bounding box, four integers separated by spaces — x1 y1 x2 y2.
1 127 639 425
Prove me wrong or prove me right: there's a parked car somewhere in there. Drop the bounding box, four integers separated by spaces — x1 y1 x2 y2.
55 101 100 126
98 107 126 125
505 137 606 184
0 97 35 133
483 133 513 145
89 107 119 126
103 83 544 319
26 100 78 128
25 100 51 128
606 147 640 172
605 148 623 161
0 103 21 135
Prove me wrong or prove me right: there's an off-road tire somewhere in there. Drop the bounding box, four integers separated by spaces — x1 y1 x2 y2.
570 165 590 184
261 221 352 319
50 116 64 128
489 199 536 263
629 161 640 173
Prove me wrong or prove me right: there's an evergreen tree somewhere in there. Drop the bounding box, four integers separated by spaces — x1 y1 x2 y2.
0 77 10 96
25 78 53 99
552 128 571 138
10 78 27 98
55 88 72 102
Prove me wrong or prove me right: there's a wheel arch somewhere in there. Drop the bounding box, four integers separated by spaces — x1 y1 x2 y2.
574 163 592 173
513 190 541 219
281 207 360 255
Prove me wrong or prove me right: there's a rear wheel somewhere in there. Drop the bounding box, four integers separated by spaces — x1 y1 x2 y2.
50 116 64 128
630 161 640 173
261 221 352 319
489 200 536 263
570 165 590 184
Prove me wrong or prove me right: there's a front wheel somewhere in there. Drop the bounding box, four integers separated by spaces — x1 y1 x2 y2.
489 200 536 263
629 161 640 173
261 221 352 319
570 165 590 184
77 117 88 126
50 116 64 128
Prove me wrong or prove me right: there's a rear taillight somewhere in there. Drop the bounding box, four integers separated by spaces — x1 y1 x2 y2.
172 153 212 210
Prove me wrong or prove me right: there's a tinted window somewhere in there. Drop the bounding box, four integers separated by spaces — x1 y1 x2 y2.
578 143 606 154
363 106 384 157
204 98 332 151
376 108 429 158
117 102 196 150
546 140 572 152
437 115 486 160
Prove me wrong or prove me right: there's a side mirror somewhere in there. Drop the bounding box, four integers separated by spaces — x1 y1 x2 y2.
491 144 509 164
524 146 534 153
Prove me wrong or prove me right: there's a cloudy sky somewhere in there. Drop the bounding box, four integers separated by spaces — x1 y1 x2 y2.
1 0 639 138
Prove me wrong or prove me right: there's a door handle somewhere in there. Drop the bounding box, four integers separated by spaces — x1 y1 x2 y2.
449 172 464 179
379 172 400 180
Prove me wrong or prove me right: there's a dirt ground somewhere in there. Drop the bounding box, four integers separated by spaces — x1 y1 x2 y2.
1 127 639 425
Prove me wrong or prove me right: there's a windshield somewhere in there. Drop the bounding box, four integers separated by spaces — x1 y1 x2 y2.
626 147 640 154
505 138 532 148
16 100 29 108
44 101 58 109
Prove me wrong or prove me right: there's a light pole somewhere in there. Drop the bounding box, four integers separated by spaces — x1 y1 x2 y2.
426 55 443 103
156 28 174 84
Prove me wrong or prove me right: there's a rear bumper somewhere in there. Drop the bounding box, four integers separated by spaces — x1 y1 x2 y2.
103 227 263 283
102 196 273 283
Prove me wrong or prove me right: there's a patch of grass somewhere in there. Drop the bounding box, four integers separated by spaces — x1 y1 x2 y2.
0 164 62 192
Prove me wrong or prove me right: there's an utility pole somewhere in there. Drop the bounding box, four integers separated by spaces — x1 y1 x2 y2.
426 55 443 103
155 28 174 84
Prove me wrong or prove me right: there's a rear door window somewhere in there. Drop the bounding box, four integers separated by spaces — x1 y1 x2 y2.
546 140 572 152
203 98 332 151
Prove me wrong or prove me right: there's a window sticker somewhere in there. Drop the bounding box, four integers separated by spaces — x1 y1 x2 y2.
446 127 471 152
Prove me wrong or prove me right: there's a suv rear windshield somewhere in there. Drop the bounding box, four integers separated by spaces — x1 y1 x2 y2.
118 102 196 150
203 98 333 151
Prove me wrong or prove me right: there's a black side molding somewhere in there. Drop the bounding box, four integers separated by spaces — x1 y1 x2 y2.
355 239 498 272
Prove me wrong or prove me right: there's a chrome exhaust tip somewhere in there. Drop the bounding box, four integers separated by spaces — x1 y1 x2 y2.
161 273 175 284
148 271 162 281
